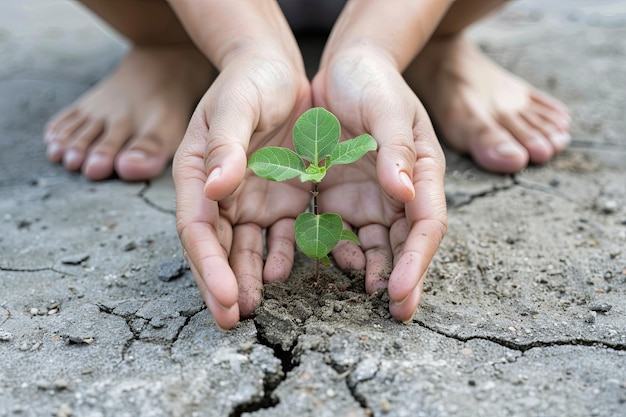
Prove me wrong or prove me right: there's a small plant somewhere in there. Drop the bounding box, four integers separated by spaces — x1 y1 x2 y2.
247 107 377 276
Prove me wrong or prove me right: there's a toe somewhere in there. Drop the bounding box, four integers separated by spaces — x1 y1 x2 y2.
529 100 571 153
46 112 87 163
62 119 106 172
116 133 175 181
45 107 79 144
498 113 554 164
82 119 132 180
82 153 116 181
469 124 529 174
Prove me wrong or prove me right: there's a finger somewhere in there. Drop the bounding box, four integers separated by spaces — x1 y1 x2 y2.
358 224 393 295
229 223 265 318
389 276 424 324
387 196 446 307
173 139 239 318
199 88 256 201
331 220 365 272
187 257 240 330
387 131 447 310
264 218 296 284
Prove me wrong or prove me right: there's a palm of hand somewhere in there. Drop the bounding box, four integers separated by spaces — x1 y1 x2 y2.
174 56 314 328
311 53 447 322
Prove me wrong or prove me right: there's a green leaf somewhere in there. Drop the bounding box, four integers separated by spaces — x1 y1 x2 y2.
328 134 377 167
247 147 306 182
293 108 340 165
295 212 344 260
340 229 360 245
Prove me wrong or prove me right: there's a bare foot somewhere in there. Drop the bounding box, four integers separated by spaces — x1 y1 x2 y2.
406 36 571 174
44 45 214 181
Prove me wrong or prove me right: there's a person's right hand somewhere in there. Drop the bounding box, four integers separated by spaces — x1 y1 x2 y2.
173 52 313 330
311 48 448 324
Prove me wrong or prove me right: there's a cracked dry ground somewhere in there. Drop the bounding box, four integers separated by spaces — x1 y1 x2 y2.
1 143 625 417
2 2 626 417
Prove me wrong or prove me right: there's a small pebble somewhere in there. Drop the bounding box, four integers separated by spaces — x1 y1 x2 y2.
30 308 39 316
584 311 597 324
54 379 69 391
66 335 95 345
60 253 90 265
588 302 612 313
0 330 13 341
36 380 51 390
157 260 187 282
122 240 137 251
601 200 618 214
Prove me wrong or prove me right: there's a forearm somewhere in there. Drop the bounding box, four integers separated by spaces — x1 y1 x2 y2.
321 0 456 71
167 0 301 70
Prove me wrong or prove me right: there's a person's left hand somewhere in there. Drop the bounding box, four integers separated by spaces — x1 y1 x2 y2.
311 50 448 322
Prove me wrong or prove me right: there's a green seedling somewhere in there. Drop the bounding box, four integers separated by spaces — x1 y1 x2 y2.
247 107 377 276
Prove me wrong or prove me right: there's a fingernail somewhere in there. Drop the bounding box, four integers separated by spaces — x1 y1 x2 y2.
399 171 415 197
206 167 221 186
550 132 571 148
495 142 522 157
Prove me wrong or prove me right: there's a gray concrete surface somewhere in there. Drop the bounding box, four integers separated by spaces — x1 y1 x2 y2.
1 1 625 416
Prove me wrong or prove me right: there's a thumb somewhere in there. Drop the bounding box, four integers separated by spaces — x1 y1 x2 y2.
371 112 417 203
195 96 256 201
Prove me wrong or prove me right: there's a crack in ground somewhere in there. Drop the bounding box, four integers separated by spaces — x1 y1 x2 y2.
446 178 515 209
95 303 139 364
0 265 73 275
137 181 176 215
228 318 295 416
330 363 376 417
96 302 194 364
569 139 626 151
446 170 581 209
230 317 376 416
513 177 574 201
414 318 626 352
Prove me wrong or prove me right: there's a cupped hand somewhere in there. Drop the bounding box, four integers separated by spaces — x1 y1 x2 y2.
312 51 448 323
173 53 312 329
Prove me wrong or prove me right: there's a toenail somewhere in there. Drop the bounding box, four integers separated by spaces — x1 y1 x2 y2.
550 132 571 148
85 153 108 167
495 142 522 157
63 149 82 167
47 142 62 159
122 150 148 161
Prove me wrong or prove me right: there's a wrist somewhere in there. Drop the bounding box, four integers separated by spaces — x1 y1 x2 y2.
321 0 456 71
218 37 302 73
168 0 302 72
321 39 399 72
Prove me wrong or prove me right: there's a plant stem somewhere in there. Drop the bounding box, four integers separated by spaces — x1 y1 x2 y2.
312 182 320 278
312 182 319 216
